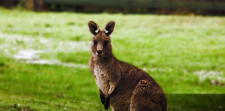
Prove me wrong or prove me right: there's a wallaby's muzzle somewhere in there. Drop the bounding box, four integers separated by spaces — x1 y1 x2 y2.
96 51 103 57
96 42 104 57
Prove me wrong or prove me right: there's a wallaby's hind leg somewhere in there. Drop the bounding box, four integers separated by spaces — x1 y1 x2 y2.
130 80 167 111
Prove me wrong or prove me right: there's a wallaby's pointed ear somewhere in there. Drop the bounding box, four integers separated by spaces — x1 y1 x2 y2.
88 21 99 35
105 21 115 36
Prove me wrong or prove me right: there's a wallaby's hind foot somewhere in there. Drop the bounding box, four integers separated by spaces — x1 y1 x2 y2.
130 80 167 111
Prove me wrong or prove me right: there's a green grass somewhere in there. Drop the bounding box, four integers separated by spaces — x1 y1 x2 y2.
0 8 225 110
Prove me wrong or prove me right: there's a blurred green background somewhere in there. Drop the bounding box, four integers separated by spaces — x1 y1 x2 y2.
0 1 225 110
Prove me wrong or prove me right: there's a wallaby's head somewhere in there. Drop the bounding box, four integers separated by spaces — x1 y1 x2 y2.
88 21 115 58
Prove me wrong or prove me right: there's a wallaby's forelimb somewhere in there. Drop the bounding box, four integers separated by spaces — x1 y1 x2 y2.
108 81 116 95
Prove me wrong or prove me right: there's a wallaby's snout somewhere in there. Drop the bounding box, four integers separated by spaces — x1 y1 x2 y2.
92 37 110 58
96 49 103 57
96 42 103 57
97 50 102 55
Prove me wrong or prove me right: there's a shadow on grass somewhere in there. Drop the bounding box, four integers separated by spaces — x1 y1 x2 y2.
167 94 225 111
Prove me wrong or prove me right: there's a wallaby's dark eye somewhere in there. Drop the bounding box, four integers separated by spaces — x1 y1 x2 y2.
94 41 97 45
104 41 108 45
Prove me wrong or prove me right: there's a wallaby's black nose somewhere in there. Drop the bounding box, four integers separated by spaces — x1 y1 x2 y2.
97 51 102 55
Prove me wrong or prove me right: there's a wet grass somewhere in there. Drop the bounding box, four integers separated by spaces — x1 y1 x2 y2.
0 59 100 110
0 8 225 110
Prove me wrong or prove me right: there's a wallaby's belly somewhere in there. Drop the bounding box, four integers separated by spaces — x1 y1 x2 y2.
109 76 135 111
94 65 110 95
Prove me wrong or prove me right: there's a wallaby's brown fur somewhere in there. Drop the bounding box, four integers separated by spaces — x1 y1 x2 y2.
88 21 167 111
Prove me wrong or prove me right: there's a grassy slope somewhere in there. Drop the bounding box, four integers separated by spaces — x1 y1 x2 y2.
0 8 225 110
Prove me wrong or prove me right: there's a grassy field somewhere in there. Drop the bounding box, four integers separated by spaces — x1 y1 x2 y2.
0 8 225 110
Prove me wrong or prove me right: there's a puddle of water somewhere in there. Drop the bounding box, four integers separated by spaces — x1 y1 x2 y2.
0 44 10 50
0 32 89 69
0 32 90 53
26 59 60 65
0 32 33 42
144 67 173 73
54 41 90 53
62 62 87 69
194 70 224 81
14 50 43 60
26 58 88 68
14 49 87 69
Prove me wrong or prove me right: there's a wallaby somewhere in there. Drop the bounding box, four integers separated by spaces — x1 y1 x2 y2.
88 21 167 111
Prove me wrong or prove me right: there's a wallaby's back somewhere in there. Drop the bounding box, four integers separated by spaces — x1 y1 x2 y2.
108 59 167 111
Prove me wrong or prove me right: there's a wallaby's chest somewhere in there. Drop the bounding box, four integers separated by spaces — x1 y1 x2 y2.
94 65 110 95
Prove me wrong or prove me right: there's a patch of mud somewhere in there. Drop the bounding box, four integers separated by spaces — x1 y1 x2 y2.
14 104 34 111
194 70 225 85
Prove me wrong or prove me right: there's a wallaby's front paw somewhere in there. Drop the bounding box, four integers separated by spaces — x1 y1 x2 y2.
108 88 113 95
108 82 116 95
